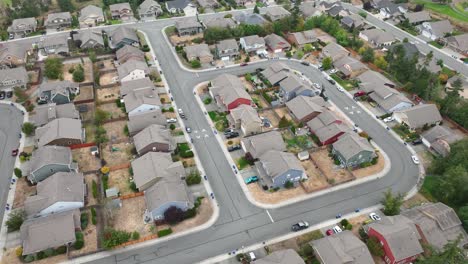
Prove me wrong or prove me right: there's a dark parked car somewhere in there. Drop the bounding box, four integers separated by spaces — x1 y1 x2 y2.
0 91 5 100
327 77 336 85
225 132 239 139
411 138 423 145
11 149 18 156
291 221 309 232
224 128 235 135
228 144 241 152
240 63 248 66
6 91 13 98
301 61 310 66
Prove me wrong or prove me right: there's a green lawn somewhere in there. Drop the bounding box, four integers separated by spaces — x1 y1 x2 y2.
411 0 468 22
1 0 12 6
429 41 444 49
236 157 250 170
208 111 229 131
420 175 438 202
330 74 357 91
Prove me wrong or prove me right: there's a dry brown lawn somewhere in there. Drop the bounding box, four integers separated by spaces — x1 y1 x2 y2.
72 147 101 172
75 85 94 102
108 196 152 237
96 86 120 102
311 149 353 185
63 61 93 83
169 33 203 46
12 177 36 209
164 111 177 119
301 159 330 193
28 70 40 84
102 142 133 167
403 193 429 209
103 120 128 141
79 103 96 122
69 209 98 257
240 77 255 92
100 72 119 86
274 107 293 121
352 152 385 179
169 197 213 233
96 59 116 71
259 110 280 128
159 94 170 104
98 103 126 119
247 184 306 204
85 174 99 206
108 168 133 196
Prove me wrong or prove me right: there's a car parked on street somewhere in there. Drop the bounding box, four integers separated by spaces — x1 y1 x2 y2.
225 132 239 139
411 155 420 164
411 138 422 145
11 149 18 156
6 91 13 98
337 86 345 92
0 91 5 100
301 61 310 66
186 127 192 133
326 76 336 85
326 229 334 236
224 128 235 135
228 144 241 152
383 116 394 123
166 118 177 123
291 221 309 232
244 176 259 184
353 90 366 97
369 213 381 221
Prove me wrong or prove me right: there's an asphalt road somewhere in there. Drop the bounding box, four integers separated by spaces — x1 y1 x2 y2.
83 20 419 264
0 104 23 225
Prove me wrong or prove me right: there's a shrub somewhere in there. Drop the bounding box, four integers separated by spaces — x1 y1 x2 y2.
91 207 97 225
157 228 172 237
44 57 63 80
164 206 185 224
186 170 201 185
190 60 201 68
278 116 289 128
169 124 176 130
102 228 132 249
56 246 67 254
284 180 294 189
129 181 138 192
14 168 22 178
6 210 26 232
203 97 212 104
132 231 140 240
367 236 384 256
359 227 368 240
15 247 23 257
102 175 109 190
36 251 46 260
345 223 353 230
184 208 197 219
74 232 84 249
43 248 55 257
92 180 98 198
22 122 36 136
80 212 89 230
23 255 35 263
340 219 349 226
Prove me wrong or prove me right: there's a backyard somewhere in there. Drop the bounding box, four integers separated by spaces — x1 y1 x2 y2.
208 111 228 131
103 120 128 141
96 87 120 103
101 142 134 167
108 168 134 196
72 147 101 172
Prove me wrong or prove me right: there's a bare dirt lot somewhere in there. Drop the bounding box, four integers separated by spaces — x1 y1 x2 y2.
96 86 120 103
63 61 93 83
75 85 94 102
248 184 306 204
98 103 126 119
85 174 99 206
72 147 101 172
259 109 280 128
300 159 330 193
102 141 134 167
352 152 385 178
169 33 203 46
12 177 36 209
274 107 293 121
100 72 119 86
159 197 213 233
108 196 152 237
108 168 133 196
69 209 98 257
96 59 116 71
79 103 96 122
103 120 128 141
311 149 353 185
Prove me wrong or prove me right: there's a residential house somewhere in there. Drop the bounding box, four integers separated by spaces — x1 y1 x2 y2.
402 202 468 251
379 1 407 19
393 104 442 130
144 177 192 221
35 118 84 147
321 42 349 62
332 133 376 167
166 0 193 14
38 80 79 105
134 124 174 155
124 88 162 117
31 103 79 127
120 77 155 97
241 131 286 159
216 39 239 60
421 125 460 157
313 123 349 145
287 30 319 49
20 209 81 256
300 2 322 19
256 150 306 188
117 59 150 82
209 74 251 110
131 152 185 190
445 75 468 99
175 17 204 36
279 74 320 101
110 3 134 21
229 104 262 136
333 56 368 78
0 67 28 90
138 0 163 20
264 33 291 53
286 95 328 123
79 5 105 28
357 71 413 113
108 27 139 49
420 20 453 41
317 1 339 13
240 35 266 55
252 249 305 264
403 11 431 25
28 146 77 183
234 12 268 25
340 14 366 30
184 44 214 64
260 62 290 85
307 110 341 131
196 0 219 10
264 6 291 21
127 110 167 136
367 215 424 264
73 29 104 49
7 18 37 38
326 4 350 18
45 12 72 30
38 34 69 56
203 17 236 29
25 172 85 217
311 230 374 264
445 33 468 56
0 43 30 68
359 28 396 48
389 42 420 60
233 0 254 6
116 45 146 64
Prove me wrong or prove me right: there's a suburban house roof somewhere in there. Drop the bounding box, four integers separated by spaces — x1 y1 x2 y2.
258 150 304 181
144 178 192 213
404 11 431 24
139 0 162 13
230 104 262 127
252 249 305 264
307 110 340 131
79 5 104 21
166 0 192 11
286 95 328 121
279 74 315 95
264 6 291 20
394 104 442 128
38 34 69 54
315 123 349 143
311 230 374 264
327 4 348 17
109 27 138 46
210 74 251 106
131 152 185 189
175 17 203 30
234 12 267 25
341 14 365 28
288 30 318 45
30 146 73 174
322 42 349 61
127 109 166 135
117 59 150 79
184 44 213 59
333 56 368 76
0 66 28 84
422 125 459 144
25 172 84 216
31 103 79 127
356 71 403 108
110 2 132 13
133 124 172 153
74 29 104 48
300 2 321 18
241 35 265 47
46 12 71 24
264 33 291 50
120 77 155 97
20 209 80 255
260 62 290 84
445 33 468 53
332 133 374 161
216 39 238 52
368 215 424 261
196 0 219 8
360 28 396 45
241 131 286 158
203 17 236 28
422 20 453 38
8 17 37 31
116 44 146 63
35 118 83 146
402 202 468 250
0 43 29 64
124 88 161 113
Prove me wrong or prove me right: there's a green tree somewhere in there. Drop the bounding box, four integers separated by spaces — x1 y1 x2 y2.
44 57 64 80
6 210 26 232
22 122 36 136
440 78 462 116
253 5 259 14
295 49 304 59
58 0 75 12
169 124 176 130
278 116 290 128
374 56 388 70
94 109 110 125
72 64 85 82
303 43 314 53
360 47 375 63
366 237 384 257
322 56 332 70
457 205 468 232
190 60 201 68
381 189 405 216
14 168 22 178
417 237 465 264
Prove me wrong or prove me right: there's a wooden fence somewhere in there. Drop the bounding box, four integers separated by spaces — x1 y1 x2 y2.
119 192 144 200
70 142 97 150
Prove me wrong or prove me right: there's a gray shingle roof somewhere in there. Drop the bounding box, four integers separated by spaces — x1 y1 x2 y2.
300 2 320 18
0 66 28 84
229 104 262 127
120 77 155 97
315 123 349 143
252 249 304 264
216 39 238 52
210 73 251 106
357 70 395 94
445 33 468 52
144 178 192 212
203 17 236 28
46 12 72 25
360 28 396 45
234 12 267 25
422 125 459 144
184 44 213 60
289 30 318 45
175 17 203 30
9 17 37 31
264 33 291 50
74 29 104 48
139 0 162 13
241 131 286 159
333 56 368 76
241 35 265 47
0 43 30 63
306 110 340 131
31 103 79 127
117 59 150 80
260 62 290 85
133 124 172 153
322 42 349 61
258 150 304 181
110 2 132 12
79 5 104 22
166 0 191 10
265 6 291 20
404 11 431 24
124 88 161 113
332 133 374 161
127 109 166 135
29 146 73 174
423 20 453 38
395 104 442 129
35 118 83 146
131 152 185 189
116 45 145 64
109 27 138 47
286 95 327 121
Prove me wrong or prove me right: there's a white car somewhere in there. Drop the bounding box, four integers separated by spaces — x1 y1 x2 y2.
330 69 338 74
411 155 420 164
337 86 345 92
383 116 394 123
369 213 381 221
186 127 192 133
166 118 177 123
178 108 184 114
332 225 342 233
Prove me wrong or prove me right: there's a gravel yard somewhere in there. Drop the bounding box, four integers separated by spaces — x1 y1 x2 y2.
12 177 36 209
100 72 119 86
108 196 152 237
352 152 385 179
311 149 353 185
103 120 128 141
75 85 94 102
102 142 134 167
72 147 101 172
108 168 133 196
96 86 120 103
